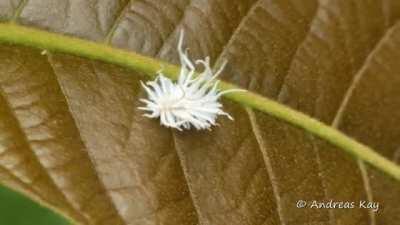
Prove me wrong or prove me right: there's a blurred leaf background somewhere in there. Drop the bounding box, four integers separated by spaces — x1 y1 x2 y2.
0 185 68 225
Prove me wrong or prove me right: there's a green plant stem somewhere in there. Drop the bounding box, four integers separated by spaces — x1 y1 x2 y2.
0 23 398 181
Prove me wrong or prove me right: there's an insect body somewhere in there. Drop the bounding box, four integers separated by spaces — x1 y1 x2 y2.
139 30 242 130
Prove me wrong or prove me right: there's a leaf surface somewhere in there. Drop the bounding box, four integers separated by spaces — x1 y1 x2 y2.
0 0 399 225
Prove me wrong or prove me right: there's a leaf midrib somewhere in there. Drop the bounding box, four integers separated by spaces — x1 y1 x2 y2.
205 3 287 225
0 22 398 179
327 17 400 225
0 21 400 225
212 2 319 225
103 2 202 223
153 1 283 224
4 2 400 225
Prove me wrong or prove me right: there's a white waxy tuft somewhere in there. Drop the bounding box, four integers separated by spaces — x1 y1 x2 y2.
138 30 243 131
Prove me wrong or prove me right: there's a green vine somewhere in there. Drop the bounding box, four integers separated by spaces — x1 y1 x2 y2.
0 23 399 181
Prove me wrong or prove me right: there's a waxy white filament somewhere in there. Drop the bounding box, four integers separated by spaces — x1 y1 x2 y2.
138 30 242 130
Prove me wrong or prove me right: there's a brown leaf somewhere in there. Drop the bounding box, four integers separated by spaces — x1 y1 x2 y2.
0 0 398 225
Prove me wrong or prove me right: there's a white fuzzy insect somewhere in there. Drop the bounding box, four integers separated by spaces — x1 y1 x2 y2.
138 30 242 131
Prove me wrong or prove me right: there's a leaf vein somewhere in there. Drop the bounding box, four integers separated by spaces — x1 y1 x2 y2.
11 0 28 22
330 21 400 225
45 54 126 225
104 0 134 44
246 108 285 225
0 83 86 223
